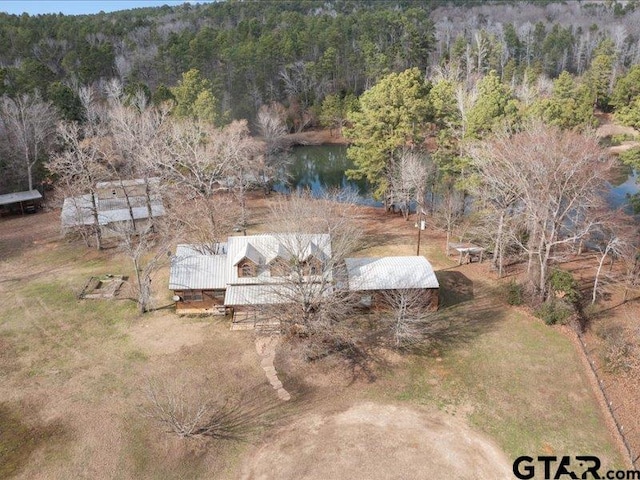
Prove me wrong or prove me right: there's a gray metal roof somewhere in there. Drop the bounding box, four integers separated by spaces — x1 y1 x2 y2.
345 256 439 291
0 190 42 206
232 242 264 266
224 284 291 306
169 244 228 290
61 194 165 227
226 234 331 285
95 177 160 188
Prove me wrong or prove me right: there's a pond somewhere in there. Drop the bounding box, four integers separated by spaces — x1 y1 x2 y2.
275 145 382 206
279 144 640 211
607 164 640 209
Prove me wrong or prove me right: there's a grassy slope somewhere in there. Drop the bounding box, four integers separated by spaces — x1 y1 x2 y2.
0 210 625 478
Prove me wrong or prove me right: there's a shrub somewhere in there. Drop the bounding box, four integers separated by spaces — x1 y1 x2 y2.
505 280 524 306
534 300 573 325
548 269 579 303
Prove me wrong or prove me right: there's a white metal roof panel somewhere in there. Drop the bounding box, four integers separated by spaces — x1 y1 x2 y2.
224 284 291 306
226 234 331 284
0 190 42 206
169 244 228 290
61 194 165 227
345 256 439 291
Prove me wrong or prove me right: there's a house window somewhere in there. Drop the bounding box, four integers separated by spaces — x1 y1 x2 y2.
304 259 322 276
238 262 256 277
182 290 203 301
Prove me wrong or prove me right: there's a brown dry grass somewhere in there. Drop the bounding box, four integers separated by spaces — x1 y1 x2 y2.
0 195 631 479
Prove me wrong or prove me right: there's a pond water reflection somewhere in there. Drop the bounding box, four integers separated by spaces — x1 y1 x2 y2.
607 164 639 209
278 145 639 211
275 145 382 206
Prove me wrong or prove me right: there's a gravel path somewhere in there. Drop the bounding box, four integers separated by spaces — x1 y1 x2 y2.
255 335 291 401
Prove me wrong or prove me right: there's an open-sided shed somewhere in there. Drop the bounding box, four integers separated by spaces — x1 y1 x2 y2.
0 190 42 216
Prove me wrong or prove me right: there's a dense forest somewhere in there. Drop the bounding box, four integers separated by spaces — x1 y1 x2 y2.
2 0 640 193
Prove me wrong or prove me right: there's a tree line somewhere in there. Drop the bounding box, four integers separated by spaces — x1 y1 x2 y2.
1 0 639 313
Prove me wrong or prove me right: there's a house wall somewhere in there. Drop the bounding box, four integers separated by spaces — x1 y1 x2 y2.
237 259 258 277
174 289 227 314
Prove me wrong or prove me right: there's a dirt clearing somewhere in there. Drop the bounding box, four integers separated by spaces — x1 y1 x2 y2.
240 402 512 480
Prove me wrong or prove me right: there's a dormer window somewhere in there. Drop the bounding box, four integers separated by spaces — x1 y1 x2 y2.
238 260 257 277
303 257 323 276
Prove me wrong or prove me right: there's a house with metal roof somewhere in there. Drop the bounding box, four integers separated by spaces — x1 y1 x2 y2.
169 234 440 326
169 244 229 314
169 233 332 323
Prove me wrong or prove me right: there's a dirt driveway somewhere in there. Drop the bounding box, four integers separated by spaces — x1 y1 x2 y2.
240 402 512 480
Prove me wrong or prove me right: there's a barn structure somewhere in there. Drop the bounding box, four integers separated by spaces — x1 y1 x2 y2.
169 234 440 329
61 178 164 237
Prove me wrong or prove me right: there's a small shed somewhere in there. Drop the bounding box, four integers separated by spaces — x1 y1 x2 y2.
0 190 42 216
345 256 440 310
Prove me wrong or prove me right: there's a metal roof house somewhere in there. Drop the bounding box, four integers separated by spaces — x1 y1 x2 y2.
169 244 229 314
170 233 332 324
170 236 440 326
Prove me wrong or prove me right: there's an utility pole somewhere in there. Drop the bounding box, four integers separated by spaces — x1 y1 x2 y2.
416 214 425 255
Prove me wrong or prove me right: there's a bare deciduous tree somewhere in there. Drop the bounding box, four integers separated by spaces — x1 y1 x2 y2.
219 120 263 234
110 217 176 314
265 190 364 332
47 121 108 249
469 122 611 299
256 102 288 155
0 93 58 191
388 149 434 221
141 379 273 440
380 288 438 349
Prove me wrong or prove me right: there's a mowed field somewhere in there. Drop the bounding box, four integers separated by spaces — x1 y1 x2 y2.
0 199 625 479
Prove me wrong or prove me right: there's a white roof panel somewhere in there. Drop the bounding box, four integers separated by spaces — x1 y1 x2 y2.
169 244 228 290
345 256 439 291
224 284 290 306
0 190 42 206
226 234 331 284
61 194 164 227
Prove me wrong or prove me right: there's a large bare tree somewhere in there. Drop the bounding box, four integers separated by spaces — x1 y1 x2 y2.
469 122 612 299
387 149 434 221
47 121 108 249
0 93 58 191
265 190 364 332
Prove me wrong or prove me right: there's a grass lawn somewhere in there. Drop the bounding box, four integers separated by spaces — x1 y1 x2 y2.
370 275 623 471
0 206 627 478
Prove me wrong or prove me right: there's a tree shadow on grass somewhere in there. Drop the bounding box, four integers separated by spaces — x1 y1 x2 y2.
436 270 475 307
141 381 311 442
422 297 505 354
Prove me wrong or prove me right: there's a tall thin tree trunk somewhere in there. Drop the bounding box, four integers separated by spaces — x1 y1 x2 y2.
90 189 102 250
592 252 608 305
